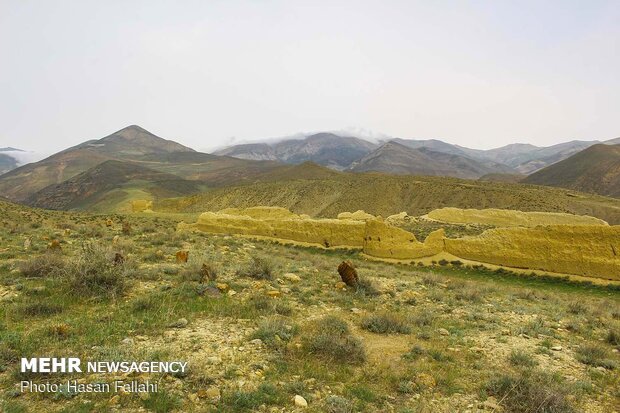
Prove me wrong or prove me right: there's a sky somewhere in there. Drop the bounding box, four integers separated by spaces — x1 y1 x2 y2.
0 0 619 154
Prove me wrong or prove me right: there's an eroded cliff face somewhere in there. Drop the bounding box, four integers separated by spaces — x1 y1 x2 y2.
363 220 444 259
445 225 620 280
180 207 619 281
190 209 366 248
427 207 608 227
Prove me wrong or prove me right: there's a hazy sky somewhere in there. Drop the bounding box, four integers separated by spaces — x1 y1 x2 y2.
1 0 619 154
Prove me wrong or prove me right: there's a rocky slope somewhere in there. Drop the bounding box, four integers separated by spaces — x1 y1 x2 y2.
349 141 514 179
523 144 620 197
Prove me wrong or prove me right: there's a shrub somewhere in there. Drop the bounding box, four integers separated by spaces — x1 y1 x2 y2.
606 328 620 346
238 257 275 280
567 302 587 315
420 273 442 286
16 302 63 317
301 316 366 364
509 350 538 367
63 243 132 299
486 370 576 413
455 286 483 303
19 253 66 277
576 344 617 369
251 317 297 348
226 382 284 411
412 309 435 327
355 278 380 297
322 395 354 413
361 313 411 334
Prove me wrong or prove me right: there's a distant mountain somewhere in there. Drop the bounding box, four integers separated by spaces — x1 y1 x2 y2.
349 141 514 179
0 147 48 175
27 160 203 211
523 144 620 198
214 133 378 170
0 153 19 175
215 133 619 176
0 125 196 201
511 140 597 174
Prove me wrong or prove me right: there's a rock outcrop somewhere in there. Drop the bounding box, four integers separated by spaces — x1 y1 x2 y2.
445 225 620 280
187 209 366 248
363 220 444 259
182 206 619 280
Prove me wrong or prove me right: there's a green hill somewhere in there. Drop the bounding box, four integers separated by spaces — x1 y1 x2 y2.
26 160 205 212
0 125 283 202
523 144 620 198
158 163 620 224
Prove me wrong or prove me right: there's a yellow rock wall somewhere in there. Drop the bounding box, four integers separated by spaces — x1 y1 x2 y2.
337 210 376 221
131 199 153 212
427 207 608 227
363 219 444 259
218 206 298 220
193 210 365 247
445 225 620 280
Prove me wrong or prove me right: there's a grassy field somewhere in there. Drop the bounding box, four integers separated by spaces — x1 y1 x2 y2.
1 200 619 412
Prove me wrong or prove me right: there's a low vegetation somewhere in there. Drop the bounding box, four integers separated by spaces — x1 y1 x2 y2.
0 199 618 412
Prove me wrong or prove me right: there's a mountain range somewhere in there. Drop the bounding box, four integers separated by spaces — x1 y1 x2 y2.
214 133 620 178
524 143 620 198
214 132 377 170
1 125 619 215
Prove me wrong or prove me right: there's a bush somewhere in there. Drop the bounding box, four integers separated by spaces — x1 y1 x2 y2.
361 313 411 334
355 278 380 297
238 257 275 280
509 350 538 367
19 253 66 277
63 243 132 299
576 344 617 369
567 302 587 315
16 302 63 317
606 327 620 346
301 316 366 364
322 395 354 413
486 370 576 413
251 317 297 348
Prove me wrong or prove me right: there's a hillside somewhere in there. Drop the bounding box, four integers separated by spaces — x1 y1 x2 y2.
0 125 194 201
349 141 514 179
26 160 204 212
158 164 620 224
0 126 284 202
2 197 619 412
214 133 378 169
215 133 614 175
523 144 620 197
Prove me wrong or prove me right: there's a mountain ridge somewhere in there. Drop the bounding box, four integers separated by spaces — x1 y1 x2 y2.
523 144 620 197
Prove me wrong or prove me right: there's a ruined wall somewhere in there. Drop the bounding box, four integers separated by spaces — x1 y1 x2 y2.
218 206 298 220
337 210 376 221
192 210 366 247
363 219 444 259
183 207 619 281
427 207 608 227
445 225 620 280
131 199 153 212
